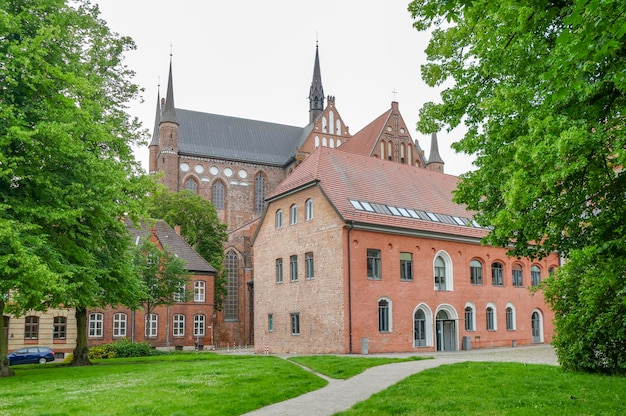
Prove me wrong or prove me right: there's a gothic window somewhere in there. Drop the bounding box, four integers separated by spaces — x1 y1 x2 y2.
435 256 446 290
254 173 266 215
225 251 239 321
212 181 225 210
378 298 391 332
184 178 198 194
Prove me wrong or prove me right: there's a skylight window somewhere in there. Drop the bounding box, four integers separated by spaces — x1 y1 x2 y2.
407 209 420 219
398 207 411 217
453 216 467 225
426 212 440 222
388 206 401 216
350 200 363 210
360 201 375 212
371 203 391 215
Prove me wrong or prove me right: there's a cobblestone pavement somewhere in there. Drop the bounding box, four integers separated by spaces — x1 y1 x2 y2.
241 344 558 416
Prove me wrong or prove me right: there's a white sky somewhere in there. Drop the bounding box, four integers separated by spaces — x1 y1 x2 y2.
97 0 475 176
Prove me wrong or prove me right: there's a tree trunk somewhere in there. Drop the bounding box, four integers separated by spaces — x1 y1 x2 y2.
0 301 15 377
70 306 92 366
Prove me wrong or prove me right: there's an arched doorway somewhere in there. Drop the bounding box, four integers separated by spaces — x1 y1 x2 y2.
531 311 543 343
436 310 456 351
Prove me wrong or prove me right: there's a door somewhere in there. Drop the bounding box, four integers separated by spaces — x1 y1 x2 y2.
436 310 456 351
531 311 541 343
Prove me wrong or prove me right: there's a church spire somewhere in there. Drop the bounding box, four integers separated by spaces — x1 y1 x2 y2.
151 87 161 145
308 42 324 124
161 56 178 125
426 132 445 173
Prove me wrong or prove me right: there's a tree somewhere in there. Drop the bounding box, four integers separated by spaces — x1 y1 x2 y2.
409 0 626 372
134 238 190 343
147 188 228 310
1 0 153 373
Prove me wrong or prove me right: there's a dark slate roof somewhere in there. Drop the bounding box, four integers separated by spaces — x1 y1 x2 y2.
150 109 308 167
127 219 216 275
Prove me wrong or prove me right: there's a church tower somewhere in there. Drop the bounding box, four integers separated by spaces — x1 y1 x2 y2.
426 132 445 173
308 42 324 124
157 57 180 191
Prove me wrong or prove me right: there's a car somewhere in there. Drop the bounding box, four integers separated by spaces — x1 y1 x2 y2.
7 346 56 365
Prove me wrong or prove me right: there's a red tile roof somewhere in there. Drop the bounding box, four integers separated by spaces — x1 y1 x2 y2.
268 147 487 240
338 109 389 156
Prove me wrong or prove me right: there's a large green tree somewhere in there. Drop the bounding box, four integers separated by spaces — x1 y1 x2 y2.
409 0 626 372
1 0 153 373
147 188 228 310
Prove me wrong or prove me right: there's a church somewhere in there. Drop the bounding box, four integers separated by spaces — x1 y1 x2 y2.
149 45 558 352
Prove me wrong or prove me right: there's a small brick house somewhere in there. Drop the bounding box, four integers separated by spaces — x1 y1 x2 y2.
252 147 559 354
87 220 217 350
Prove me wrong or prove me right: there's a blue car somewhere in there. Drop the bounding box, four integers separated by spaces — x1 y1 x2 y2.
7 347 56 365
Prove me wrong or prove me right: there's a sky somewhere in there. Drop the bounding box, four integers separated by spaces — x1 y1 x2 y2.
96 0 475 176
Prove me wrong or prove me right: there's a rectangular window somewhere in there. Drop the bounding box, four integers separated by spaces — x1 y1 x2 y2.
470 260 483 285
305 252 314 279
194 315 205 337
290 313 300 335
367 249 382 280
173 314 185 337
24 316 39 340
194 280 206 302
290 255 298 282
173 284 186 302
512 268 523 287
113 313 126 337
400 252 413 281
268 314 274 332
531 266 541 287
88 313 103 338
276 258 283 283
492 263 504 286
53 317 67 340
146 314 158 338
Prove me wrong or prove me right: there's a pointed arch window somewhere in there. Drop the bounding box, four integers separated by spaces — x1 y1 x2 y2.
435 256 446 290
184 178 198 194
225 251 239 321
380 142 385 159
387 142 393 160
414 309 427 346
212 181 225 210
254 173 266 215
378 298 391 332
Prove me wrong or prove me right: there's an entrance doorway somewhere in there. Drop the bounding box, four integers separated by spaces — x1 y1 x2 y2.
531 311 542 343
436 310 456 351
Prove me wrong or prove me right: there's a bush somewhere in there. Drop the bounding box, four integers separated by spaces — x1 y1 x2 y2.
111 338 155 358
89 344 116 359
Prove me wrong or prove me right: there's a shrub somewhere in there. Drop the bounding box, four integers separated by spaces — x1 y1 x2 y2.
89 344 116 359
111 338 155 358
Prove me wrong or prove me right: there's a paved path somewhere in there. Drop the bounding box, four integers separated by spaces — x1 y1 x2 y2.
242 345 558 416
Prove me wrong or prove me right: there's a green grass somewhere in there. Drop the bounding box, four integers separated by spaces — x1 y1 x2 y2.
335 361 626 415
288 355 429 379
0 353 326 416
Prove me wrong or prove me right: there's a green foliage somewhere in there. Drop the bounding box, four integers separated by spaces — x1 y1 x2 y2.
0 354 326 415
337 361 626 415
409 0 626 373
147 187 228 310
544 247 626 374
289 355 428 379
88 343 116 359
0 0 155 371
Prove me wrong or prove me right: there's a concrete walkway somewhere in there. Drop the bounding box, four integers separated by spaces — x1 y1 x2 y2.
242 345 559 416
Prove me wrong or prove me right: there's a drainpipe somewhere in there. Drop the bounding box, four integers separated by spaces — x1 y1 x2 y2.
347 221 354 354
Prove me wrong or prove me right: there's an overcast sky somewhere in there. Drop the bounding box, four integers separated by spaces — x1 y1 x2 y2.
97 0 475 176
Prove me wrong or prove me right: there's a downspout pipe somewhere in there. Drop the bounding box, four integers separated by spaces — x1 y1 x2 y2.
347 221 354 354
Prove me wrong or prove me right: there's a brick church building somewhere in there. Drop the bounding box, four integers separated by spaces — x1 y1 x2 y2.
149 45 558 352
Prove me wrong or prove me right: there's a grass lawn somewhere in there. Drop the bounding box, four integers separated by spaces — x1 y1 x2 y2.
288 355 428 379
0 353 326 416
335 361 626 415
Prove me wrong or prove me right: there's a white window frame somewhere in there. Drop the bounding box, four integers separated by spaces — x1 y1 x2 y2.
194 280 206 302
113 313 127 337
305 198 313 221
290 204 298 225
194 314 205 337
486 303 497 331
146 313 158 338
173 314 185 337
88 313 103 338
275 209 283 229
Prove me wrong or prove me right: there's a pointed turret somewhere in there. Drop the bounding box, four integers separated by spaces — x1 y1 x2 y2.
161 57 178 124
426 132 445 173
150 89 161 146
309 42 324 124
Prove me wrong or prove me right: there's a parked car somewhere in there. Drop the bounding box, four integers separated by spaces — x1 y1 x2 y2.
7 347 55 365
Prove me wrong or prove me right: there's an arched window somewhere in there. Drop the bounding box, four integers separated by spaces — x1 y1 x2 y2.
254 173 266 215
486 304 496 330
305 199 313 221
400 143 406 164
506 304 516 331
470 259 483 285
88 313 103 337
531 265 541 287
387 142 393 160
407 144 412 164
53 316 67 340
378 298 391 332
146 314 158 338
465 304 475 331
113 313 126 337
512 264 523 287
275 209 283 229
194 281 205 302
225 251 239 321
492 262 504 286
414 309 427 346
184 178 198 193
290 204 298 225
380 141 385 160
435 256 446 290
212 181 225 210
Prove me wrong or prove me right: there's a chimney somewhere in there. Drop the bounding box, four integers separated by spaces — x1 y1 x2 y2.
174 225 181 235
